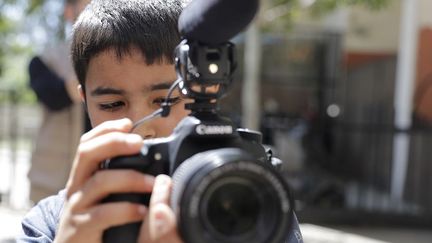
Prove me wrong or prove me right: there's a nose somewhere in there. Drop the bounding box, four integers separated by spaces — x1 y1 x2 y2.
131 120 156 139
129 111 157 139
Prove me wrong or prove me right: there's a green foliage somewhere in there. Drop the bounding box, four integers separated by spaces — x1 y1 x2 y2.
262 0 391 30
268 0 391 10
0 15 13 33
350 0 391 9
261 0 298 31
0 0 392 104
270 0 296 6
0 0 53 104
0 5 14 77
309 0 391 16
26 0 46 14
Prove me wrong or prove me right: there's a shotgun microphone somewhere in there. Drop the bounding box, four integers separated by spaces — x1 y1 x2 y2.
178 0 260 44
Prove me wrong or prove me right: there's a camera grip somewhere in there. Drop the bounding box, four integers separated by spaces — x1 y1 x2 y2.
102 193 151 243
100 151 166 242
100 154 152 243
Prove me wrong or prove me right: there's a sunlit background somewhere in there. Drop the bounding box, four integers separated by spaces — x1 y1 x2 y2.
1 0 432 242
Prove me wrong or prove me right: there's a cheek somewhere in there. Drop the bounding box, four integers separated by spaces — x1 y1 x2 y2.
172 101 190 123
86 106 103 128
86 104 119 128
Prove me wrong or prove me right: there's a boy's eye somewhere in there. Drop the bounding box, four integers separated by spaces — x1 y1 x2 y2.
99 101 125 112
153 97 181 106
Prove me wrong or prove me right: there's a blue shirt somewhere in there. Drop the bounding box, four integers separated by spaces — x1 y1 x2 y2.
18 190 303 242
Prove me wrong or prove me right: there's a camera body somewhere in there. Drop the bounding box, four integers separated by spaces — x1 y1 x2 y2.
102 112 293 243
101 39 294 243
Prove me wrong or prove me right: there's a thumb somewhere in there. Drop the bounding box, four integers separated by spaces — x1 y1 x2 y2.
139 204 182 243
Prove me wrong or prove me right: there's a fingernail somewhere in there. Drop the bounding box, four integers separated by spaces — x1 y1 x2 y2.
120 117 131 123
116 118 131 127
127 134 142 144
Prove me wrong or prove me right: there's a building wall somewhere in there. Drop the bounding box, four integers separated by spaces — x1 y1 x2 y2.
292 0 432 211
293 0 401 53
344 0 401 53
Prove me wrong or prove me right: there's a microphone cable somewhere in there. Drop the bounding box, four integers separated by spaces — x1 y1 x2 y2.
130 78 183 133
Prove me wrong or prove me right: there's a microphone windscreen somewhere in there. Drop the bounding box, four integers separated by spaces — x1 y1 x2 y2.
178 0 259 45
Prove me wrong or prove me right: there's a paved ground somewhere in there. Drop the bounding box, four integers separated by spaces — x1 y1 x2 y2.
330 226 432 243
0 147 31 243
0 206 397 243
301 224 389 243
3 207 432 243
0 206 28 242
0 147 31 210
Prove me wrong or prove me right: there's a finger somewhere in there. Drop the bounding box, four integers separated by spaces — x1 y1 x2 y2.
71 202 147 233
139 204 182 243
139 175 183 242
70 170 155 211
149 175 172 207
66 132 143 198
80 118 133 143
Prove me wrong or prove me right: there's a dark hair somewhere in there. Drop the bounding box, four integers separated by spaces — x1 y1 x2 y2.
71 0 183 89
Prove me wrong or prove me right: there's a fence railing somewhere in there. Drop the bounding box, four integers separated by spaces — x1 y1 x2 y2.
0 87 41 208
1 88 19 205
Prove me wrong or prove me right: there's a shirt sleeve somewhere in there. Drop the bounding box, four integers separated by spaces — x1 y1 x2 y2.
17 191 66 243
28 56 73 111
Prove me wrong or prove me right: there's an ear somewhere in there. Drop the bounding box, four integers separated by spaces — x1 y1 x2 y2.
78 84 86 103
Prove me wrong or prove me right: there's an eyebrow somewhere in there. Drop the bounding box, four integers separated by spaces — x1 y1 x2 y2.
90 87 124 96
150 81 174 91
90 81 175 97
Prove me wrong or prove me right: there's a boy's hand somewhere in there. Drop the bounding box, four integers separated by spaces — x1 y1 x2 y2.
139 175 183 243
54 118 183 243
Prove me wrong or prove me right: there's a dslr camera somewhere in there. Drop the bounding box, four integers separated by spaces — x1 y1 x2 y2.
101 1 294 243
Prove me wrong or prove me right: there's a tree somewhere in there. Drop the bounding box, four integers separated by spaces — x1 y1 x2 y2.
0 0 62 102
0 0 390 103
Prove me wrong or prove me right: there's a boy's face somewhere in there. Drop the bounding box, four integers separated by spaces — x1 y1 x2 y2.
83 48 189 138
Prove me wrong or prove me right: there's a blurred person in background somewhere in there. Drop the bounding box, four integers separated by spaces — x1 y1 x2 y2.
27 0 91 204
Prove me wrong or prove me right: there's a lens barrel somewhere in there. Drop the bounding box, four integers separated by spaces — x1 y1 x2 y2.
171 148 293 243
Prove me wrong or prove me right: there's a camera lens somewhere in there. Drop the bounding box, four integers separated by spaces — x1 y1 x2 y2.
205 178 260 236
171 148 293 243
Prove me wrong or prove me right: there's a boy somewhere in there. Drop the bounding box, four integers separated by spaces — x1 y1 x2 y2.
19 0 303 242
